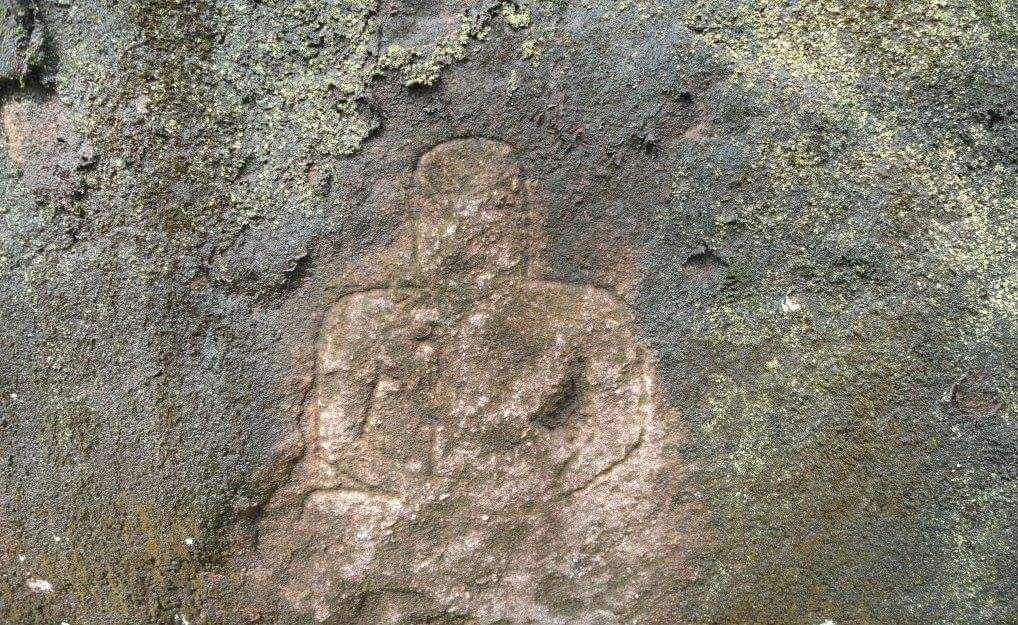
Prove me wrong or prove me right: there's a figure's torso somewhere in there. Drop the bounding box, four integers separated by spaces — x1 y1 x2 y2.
312 282 633 500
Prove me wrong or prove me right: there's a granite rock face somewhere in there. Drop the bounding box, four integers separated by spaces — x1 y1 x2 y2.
0 1 1014 624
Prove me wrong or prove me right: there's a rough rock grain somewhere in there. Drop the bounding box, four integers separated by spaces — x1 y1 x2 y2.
241 139 697 624
0 1 1014 624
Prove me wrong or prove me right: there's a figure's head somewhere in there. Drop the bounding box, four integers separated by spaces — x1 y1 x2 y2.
414 138 533 288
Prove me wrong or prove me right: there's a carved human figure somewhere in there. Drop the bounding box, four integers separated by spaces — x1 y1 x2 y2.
246 139 697 624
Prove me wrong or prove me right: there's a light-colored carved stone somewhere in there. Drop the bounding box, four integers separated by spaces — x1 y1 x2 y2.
2 91 93 206
243 138 697 624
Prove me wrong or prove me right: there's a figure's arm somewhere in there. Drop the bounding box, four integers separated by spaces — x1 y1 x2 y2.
312 291 389 463
555 289 659 498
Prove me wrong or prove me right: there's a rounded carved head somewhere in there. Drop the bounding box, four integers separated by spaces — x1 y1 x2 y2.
413 138 533 287
415 137 519 201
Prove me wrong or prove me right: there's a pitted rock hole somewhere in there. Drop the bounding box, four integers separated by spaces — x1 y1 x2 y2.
682 243 724 282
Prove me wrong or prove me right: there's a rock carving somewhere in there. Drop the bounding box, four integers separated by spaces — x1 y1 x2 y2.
244 138 697 624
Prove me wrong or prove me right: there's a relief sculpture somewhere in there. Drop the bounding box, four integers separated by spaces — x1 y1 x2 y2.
244 138 698 624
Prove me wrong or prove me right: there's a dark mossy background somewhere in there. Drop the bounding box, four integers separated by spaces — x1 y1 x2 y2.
1 0 1014 623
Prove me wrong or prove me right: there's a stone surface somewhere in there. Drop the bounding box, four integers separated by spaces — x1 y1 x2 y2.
1 0 43 83
0 1 1015 624
2 88 93 206
241 139 696 623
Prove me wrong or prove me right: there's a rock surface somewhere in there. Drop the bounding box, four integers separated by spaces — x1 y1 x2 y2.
242 138 696 624
0 1 1015 624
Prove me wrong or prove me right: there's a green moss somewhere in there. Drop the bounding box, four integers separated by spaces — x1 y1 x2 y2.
2 500 203 624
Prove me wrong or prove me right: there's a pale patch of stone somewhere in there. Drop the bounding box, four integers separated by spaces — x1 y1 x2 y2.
239 138 699 623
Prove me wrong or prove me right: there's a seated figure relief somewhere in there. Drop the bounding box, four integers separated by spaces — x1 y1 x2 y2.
244 139 697 624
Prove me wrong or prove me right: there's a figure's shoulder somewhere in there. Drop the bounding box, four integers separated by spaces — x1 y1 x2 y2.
322 287 422 332
524 280 632 324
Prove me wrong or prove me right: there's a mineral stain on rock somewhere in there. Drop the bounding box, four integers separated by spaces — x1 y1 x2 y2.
239 139 699 623
1 87 92 207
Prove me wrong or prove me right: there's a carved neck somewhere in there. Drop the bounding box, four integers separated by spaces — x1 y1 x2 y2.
418 253 530 303
414 207 533 301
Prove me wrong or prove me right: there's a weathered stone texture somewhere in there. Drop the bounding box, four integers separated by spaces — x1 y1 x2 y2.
0 1 1014 624
241 139 697 623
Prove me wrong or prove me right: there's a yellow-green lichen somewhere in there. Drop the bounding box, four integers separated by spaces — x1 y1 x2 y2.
668 1 1015 621
502 3 533 29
